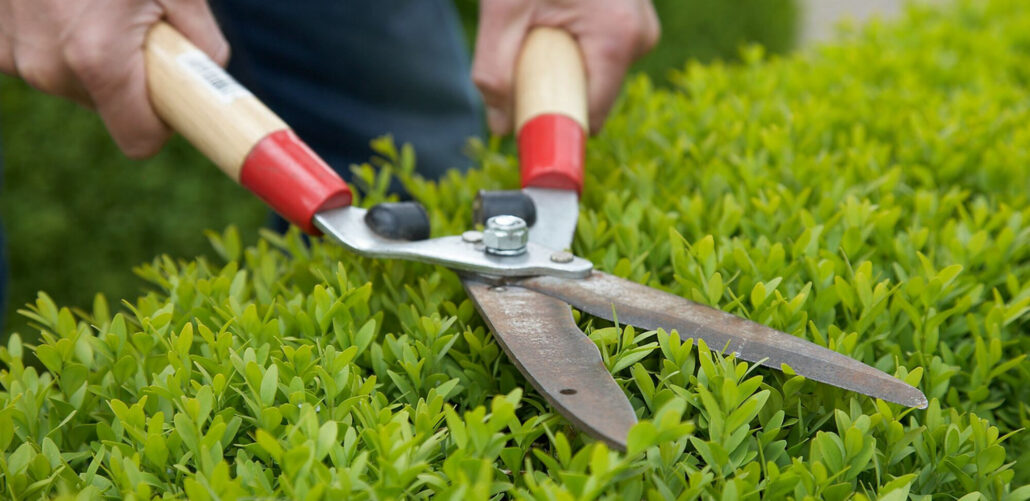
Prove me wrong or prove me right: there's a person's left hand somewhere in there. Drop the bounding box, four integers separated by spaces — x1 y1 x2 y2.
0 0 230 158
471 0 659 136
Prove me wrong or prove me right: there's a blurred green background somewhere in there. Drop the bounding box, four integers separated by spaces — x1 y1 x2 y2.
0 0 797 336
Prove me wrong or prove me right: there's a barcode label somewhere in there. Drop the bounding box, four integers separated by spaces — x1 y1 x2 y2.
177 50 250 103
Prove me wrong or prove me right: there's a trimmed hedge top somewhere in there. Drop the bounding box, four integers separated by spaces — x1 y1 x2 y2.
2 0 1030 498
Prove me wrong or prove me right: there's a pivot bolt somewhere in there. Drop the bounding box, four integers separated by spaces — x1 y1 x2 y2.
482 215 528 256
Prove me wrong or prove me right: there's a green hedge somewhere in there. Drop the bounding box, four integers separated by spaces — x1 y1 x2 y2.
631 0 797 81
2 0 1030 498
0 86 267 336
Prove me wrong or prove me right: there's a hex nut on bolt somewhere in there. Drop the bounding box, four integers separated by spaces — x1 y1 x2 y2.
482 215 529 256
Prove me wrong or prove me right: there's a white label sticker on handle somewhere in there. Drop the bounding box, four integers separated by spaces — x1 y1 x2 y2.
177 50 250 103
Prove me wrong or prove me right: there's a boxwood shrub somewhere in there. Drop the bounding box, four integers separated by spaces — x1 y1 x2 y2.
2 0 1030 498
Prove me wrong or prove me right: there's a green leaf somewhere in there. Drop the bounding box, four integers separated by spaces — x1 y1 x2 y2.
260 364 278 407
255 429 283 461
315 421 337 461
878 474 916 501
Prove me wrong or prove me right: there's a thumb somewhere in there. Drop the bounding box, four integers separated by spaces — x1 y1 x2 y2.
162 0 230 66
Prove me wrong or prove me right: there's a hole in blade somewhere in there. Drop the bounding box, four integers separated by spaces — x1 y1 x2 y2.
559 388 577 395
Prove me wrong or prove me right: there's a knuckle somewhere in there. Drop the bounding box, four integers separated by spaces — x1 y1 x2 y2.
471 69 510 100
609 6 643 40
480 0 525 20
0 43 13 75
605 3 660 51
595 36 631 64
13 51 62 93
62 34 109 88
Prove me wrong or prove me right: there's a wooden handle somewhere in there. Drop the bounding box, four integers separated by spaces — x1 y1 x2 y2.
514 27 588 192
146 22 283 179
514 27 588 131
144 22 350 234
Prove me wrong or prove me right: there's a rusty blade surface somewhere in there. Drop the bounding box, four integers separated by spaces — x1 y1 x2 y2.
519 272 928 408
463 278 638 450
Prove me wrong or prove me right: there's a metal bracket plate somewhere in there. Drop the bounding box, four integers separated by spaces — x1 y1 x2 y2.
314 206 593 278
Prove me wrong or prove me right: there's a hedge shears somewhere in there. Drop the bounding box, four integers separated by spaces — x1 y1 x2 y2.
144 23 927 450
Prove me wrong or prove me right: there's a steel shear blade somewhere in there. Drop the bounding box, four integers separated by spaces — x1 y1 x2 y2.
462 278 638 451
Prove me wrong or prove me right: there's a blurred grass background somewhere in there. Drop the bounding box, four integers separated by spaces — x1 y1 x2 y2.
0 0 797 336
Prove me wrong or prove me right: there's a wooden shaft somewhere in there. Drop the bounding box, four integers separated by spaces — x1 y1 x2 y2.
144 22 286 181
514 27 589 133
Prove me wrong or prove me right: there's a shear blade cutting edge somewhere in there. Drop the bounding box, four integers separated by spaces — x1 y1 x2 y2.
519 272 929 409
463 279 638 450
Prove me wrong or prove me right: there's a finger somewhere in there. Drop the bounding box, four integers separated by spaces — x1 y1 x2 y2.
638 0 661 55
472 0 532 135
0 36 15 76
59 11 169 154
577 34 636 134
160 0 230 66
13 43 92 104
88 39 171 158
7 0 89 100
96 63 172 158
0 6 13 75
1 0 23 76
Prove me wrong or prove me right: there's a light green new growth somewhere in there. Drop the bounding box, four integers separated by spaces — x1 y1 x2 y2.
2 0 1029 499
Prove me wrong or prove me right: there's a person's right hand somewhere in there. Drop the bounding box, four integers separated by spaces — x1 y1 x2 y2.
0 0 228 158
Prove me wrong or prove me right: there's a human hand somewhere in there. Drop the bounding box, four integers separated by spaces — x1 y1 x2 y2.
471 0 659 135
0 0 228 158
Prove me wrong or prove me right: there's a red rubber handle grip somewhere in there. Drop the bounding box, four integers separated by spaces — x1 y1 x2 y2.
517 113 585 192
240 129 352 234
514 28 587 193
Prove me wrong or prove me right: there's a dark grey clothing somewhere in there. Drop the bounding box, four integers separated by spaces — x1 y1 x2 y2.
212 0 485 188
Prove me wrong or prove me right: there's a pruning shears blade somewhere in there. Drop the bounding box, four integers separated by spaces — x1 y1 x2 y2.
463 278 638 450
524 187 578 251
520 272 929 409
